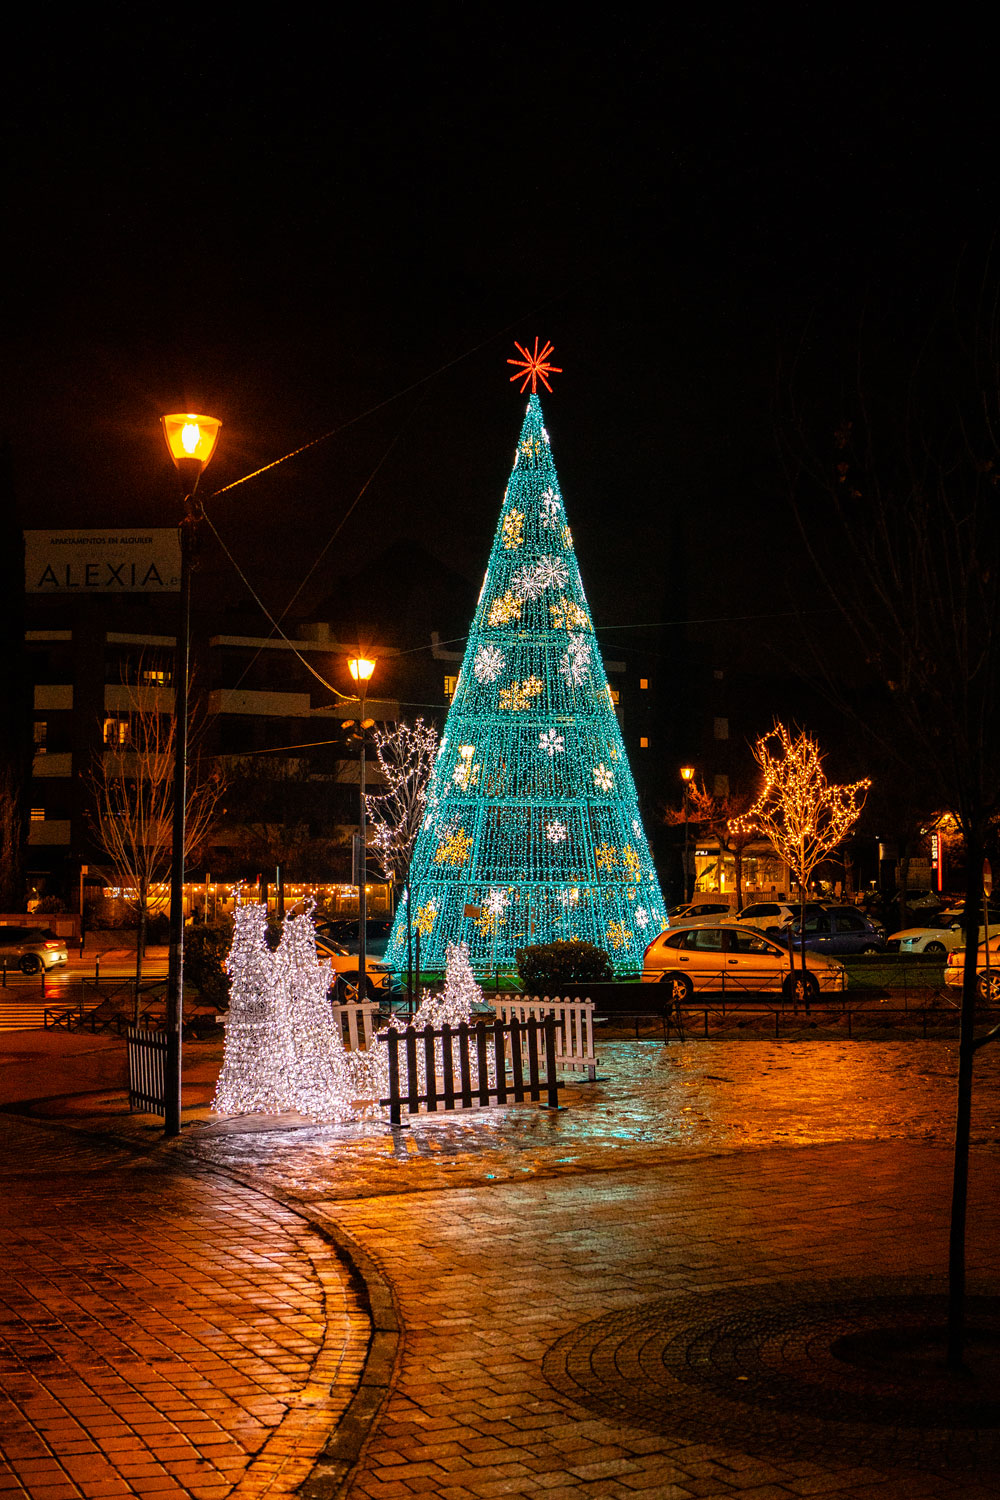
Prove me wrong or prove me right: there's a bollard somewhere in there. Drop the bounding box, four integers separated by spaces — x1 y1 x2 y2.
95 957 100 986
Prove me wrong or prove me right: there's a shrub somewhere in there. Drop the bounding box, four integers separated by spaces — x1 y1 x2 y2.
182 922 233 1009
35 894 68 914
516 939 613 990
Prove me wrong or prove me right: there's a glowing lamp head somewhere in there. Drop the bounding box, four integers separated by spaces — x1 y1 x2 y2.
680 765 696 784
348 657 376 683
161 413 222 470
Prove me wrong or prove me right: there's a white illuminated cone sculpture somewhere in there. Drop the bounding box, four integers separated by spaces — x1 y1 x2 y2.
213 901 296 1116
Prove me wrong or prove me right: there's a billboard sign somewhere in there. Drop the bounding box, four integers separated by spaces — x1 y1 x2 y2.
24 529 181 593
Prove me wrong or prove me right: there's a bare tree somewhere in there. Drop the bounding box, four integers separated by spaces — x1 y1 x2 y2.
364 718 439 894
86 669 224 1010
664 781 759 909
745 722 870 989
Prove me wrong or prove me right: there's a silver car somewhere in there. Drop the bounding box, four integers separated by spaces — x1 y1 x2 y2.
0 926 69 974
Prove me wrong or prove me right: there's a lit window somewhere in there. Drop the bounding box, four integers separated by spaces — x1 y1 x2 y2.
639 737 649 748
104 717 129 746
141 668 168 687
639 678 649 690
444 675 459 701
33 721 47 753
30 807 45 822
713 716 729 740
608 688 620 705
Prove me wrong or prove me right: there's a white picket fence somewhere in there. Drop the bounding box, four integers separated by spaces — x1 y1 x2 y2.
331 999 380 1051
491 994 597 1080
332 992 597 1082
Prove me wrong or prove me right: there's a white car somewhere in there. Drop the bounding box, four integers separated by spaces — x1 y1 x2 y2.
642 920 845 1002
944 936 1000 1001
888 923 965 956
735 901 795 933
667 900 734 927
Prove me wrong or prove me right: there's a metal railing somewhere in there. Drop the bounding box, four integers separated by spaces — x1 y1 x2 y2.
126 1026 168 1114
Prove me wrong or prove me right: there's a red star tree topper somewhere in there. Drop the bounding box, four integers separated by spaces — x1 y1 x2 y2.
507 336 562 394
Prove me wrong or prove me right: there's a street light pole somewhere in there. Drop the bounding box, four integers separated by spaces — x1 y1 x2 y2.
680 765 695 904
161 414 221 1138
348 656 376 999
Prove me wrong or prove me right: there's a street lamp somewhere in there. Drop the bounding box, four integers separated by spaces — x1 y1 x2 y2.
680 765 696 904
348 656 376 999
161 412 221 1138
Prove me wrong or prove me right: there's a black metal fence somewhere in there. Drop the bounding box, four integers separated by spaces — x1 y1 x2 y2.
126 1026 168 1114
379 1016 559 1125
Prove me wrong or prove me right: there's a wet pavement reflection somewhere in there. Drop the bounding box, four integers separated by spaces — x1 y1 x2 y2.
185 1038 1000 1203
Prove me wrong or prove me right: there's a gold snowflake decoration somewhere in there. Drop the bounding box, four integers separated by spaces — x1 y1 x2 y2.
502 508 525 549
561 524 573 550
622 844 642 881
499 675 544 711
488 591 523 626
414 900 438 936
434 828 473 866
595 842 619 871
606 920 633 951
549 596 590 631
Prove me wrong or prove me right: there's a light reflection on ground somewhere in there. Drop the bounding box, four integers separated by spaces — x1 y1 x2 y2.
186 1039 1000 1203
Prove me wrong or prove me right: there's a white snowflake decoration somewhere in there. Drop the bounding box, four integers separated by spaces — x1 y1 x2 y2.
539 728 565 757
534 555 570 591
512 564 547 600
539 486 563 527
546 820 568 844
632 818 642 837
634 906 650 930
559 633 592 686
484 888 509 917
593 762 614 791
474 643 505 683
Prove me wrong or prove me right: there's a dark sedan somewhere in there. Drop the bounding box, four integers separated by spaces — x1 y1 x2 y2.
779 905 886 956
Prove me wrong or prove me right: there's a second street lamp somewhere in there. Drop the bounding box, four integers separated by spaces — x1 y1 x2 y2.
680 765 696 904
348 655 376 998
161 412 221 1138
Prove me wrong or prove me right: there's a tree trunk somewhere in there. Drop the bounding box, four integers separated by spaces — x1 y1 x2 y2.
947 827 984 1370
133 901 147 1024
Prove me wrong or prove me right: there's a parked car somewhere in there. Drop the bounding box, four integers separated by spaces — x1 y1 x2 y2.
944 935 1000 1001
892 889 942 913
0 926 69 974
779 904 886 955
667 900 734 927
641 920 845 1002
315 936 394 994
887 922 965 956
314 918 393 958
735 901 795 934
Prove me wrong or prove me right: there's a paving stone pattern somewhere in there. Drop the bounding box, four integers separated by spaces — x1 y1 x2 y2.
0 1116 368 1499
294 1141 1000 1500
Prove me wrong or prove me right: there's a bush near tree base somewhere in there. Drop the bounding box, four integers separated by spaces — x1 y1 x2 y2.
182 923 232 1009
516 940 613 990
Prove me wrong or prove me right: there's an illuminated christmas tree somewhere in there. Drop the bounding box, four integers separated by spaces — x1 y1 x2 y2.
386 346 666 976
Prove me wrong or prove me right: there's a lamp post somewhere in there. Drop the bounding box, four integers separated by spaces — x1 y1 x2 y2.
161 413 221 1138
348 656 376 998
680 765 696 903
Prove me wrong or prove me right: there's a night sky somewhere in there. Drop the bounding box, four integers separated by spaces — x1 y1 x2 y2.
5 16 998 671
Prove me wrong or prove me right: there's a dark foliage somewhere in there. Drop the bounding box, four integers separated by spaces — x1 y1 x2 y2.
516 940 613 989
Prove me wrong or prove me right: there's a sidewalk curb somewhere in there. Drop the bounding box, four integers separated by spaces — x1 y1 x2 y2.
184 1157 402 1500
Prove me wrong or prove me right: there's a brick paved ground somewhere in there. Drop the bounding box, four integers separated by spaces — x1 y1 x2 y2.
0 1113 369 1499
5 1032 1000 1498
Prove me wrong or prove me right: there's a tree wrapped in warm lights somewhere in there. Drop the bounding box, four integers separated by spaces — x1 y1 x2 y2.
365 718 439 892
384 393 666 976
748 721 870 974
